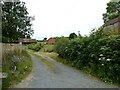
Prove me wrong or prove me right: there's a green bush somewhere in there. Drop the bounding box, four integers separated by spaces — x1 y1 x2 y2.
55 28 120 85
54 37 69 58
27 42 42 51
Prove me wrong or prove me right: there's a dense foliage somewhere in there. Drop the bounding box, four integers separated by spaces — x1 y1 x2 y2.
41 45 55 52
54 37 69 57
2 0 34 43
27 42 42 51
54 28 120 85
69 33 77 39
103 1 120 23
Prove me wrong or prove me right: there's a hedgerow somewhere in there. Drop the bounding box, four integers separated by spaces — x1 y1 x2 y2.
54 28 120 85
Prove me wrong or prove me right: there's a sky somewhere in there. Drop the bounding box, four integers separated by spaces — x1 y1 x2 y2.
22 0 110 40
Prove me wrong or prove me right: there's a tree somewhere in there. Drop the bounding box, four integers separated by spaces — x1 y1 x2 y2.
43 37 47 41
2 0 34 43
103 1 120 23
69 33 77 40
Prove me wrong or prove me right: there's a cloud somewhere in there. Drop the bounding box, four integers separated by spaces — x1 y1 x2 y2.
22 0 110 40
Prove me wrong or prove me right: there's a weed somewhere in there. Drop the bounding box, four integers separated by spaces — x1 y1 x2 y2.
2 44 32 89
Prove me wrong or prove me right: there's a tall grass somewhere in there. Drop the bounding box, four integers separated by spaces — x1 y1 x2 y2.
0 43 2 90
2 43 32 89
0 43 2 68
2 44 24 57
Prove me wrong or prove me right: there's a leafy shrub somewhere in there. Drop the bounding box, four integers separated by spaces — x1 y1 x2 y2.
55 28 120 85
27 42 42 51
54 37 69 58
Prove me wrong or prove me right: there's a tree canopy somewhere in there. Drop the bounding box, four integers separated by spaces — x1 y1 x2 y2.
103 1 120 23
43 37 47 41
69 33 77 40
2 0 34 43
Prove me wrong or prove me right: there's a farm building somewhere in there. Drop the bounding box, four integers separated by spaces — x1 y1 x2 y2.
19 38 37 44
47 38 55 45
103 16 120 33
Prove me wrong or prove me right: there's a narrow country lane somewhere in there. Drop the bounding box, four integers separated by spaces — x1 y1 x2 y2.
14 53 119 88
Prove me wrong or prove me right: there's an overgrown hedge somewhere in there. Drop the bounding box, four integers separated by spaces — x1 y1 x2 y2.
54 29 120 85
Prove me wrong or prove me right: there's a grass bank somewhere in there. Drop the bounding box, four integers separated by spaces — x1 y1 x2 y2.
2 44 32 89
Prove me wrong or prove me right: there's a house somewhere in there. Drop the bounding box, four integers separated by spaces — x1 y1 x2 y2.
103 16 120 33
47 37 55 45
19 38 37 44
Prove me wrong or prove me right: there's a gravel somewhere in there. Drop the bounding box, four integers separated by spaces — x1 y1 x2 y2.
14 54 119 88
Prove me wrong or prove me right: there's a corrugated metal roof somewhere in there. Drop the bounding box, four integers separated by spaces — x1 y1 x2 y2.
19 38 37 43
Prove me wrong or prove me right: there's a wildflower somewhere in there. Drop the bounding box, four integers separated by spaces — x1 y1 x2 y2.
99 58 101 60
100 54 103 57
106 58 111 61
102 64 104 66
102 57 105 60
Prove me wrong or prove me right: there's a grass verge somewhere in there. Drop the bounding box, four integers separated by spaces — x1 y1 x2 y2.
2 50 32 90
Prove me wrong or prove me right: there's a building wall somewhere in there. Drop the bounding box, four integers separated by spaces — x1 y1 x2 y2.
103 16 120 33
104 22 120 33
47 38 55 45
19 38 37 44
